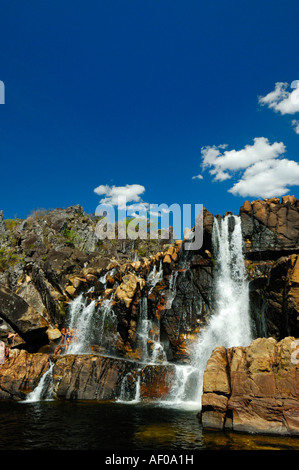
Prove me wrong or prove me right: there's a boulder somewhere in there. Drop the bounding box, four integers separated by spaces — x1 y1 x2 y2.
115 273 144 308
0 349 50 400
0 285 49 349
200 337 299 435
46 327 61 342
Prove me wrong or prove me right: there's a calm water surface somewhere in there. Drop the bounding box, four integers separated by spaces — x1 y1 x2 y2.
0 401 299 451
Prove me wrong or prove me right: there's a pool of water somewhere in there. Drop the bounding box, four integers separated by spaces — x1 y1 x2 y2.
0 400 299 452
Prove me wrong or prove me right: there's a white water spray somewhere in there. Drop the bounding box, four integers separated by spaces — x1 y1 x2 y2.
168 214 252 408
118 371 141 403
147 260 163 293
66 294 96 354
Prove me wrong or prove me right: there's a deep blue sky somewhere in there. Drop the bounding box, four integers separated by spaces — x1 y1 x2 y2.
0 0 299 221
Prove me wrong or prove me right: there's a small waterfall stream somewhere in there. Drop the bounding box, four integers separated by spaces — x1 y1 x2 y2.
66 269 117 355
147 260 163 293
133 260 167 366
118 371 141 404
24 362 54 402
66 294 96 354
137 295 167 365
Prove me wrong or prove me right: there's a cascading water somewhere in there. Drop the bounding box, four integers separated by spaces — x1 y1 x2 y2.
137 296 151 363
165 270 178 309
167 214 253 408
24 362 54 402
136 261 167 364
118 262 167 403
118 371 141 404
147 260 163 293
210 215 252 348
66 294 96 354
66 269 117 355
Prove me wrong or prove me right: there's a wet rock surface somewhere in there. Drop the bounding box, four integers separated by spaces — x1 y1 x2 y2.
0 349 175 402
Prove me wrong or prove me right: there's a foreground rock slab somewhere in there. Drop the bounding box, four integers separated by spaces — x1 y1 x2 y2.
0 349 175 402
200 337 299 435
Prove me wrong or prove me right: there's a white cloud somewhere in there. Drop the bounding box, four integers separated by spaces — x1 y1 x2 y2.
229 158 299 198
201 137 286 182
192 173 203 180
258 81 299 115
200 137 299 199
94 184 146 209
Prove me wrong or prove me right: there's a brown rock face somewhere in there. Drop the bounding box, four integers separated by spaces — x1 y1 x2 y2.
0 350 50 400
200 337 299 435
0 349 175 402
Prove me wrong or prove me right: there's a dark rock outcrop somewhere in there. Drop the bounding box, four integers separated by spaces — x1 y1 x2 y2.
0 285 49 350
239 197 299 340
240 196 299 257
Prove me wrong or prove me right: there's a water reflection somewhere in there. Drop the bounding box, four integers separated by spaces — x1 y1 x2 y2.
0 401 299 451
202 430 299 451
133 407 203 449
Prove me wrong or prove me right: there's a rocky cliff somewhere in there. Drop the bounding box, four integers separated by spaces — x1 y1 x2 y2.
0 205 174 354
240 197 299 341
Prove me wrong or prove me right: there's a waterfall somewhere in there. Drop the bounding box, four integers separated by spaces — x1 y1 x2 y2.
137 297 150 362
97 296 116 346
118 371 141 403
137 296 167 364
209 215 252 348
147 260 163 293
66 268 117 355
167 214 252 408
66 294 96 354
24 362 54 402
165 270 178 309
151 340 167 364
166 364 196 403
119 261 166 403
136 260 167 364
99 268 116 285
